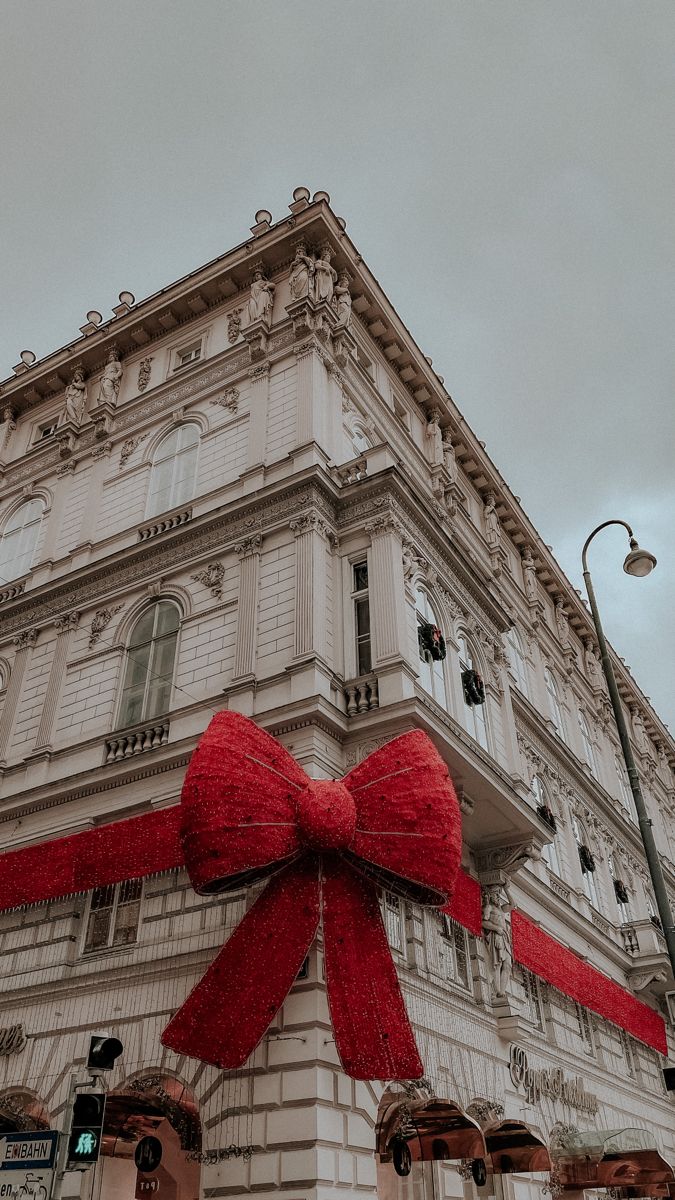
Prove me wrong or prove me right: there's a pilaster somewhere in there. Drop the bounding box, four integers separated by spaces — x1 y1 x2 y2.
0 629 38 765
289 513 330 663
245 362 271 473
364 514 408 666
294 340 329 451
33 611 80 752
232 535 263 683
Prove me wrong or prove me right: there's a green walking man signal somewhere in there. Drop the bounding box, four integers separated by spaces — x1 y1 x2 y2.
67 1091 107 1168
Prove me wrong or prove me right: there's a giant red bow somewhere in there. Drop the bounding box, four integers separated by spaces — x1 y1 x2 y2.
0 713 462 1080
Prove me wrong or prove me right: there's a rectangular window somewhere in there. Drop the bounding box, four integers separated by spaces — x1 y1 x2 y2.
34 420 58 443
173 343 202 371
84 879 143 953
381 891 404 954
352 561 372 676
576 1003 595 1056
522 969 545 1030
440 915 471 989
619 1029 637 1079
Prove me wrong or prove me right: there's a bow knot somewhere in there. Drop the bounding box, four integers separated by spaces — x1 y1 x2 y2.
297 779 356 851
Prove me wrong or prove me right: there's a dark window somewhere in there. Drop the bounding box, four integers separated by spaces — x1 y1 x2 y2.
352 561 371 675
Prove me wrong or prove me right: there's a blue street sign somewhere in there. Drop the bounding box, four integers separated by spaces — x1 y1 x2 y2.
0 1131 58 1170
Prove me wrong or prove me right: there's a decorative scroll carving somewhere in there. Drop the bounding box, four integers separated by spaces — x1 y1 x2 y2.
210 388 239 413
138 357 153 392
120 432 149 467
89 605 123 649
191 562 225 600
227 307 243 344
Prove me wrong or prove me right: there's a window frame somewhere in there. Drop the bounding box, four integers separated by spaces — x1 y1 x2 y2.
351 559 372 677
505 626 529 697
172 340 203 372
0 498 45 585
439 914 471 990
82 878 143 955
33 419 59 444
608 854 632 923
572 813 601 909
544 666 565 738
578 708 599 778
415 587 448 709
116 600 181 730
458 632 489 750
145 422 200 520
531 775 561 876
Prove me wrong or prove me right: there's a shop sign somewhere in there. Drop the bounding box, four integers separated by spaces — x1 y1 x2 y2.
0 1025 27 1057
0 1131 58 1199
509 1044 598 1114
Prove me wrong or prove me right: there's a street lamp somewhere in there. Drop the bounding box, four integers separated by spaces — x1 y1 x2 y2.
581 519 675 979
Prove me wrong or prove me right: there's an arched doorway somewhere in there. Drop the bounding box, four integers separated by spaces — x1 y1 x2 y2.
0 1088 50 1133
97 1072 201 1200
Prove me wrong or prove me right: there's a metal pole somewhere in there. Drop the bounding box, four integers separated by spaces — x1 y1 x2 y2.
50 1072 78 1200
582 520 675 979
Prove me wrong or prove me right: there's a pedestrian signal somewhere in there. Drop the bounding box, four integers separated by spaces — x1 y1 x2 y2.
67 1091 106 1168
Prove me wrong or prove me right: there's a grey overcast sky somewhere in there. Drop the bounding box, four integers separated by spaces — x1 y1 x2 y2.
1 1 673 729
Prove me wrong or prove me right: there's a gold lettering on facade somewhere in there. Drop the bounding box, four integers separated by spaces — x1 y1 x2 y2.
509 1044 598 1115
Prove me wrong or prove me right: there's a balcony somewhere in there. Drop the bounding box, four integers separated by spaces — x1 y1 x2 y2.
620 918 671 992
138 507 192 542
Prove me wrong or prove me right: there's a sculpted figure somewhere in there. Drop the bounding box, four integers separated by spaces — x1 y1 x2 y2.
555 598 570 649
425 408 444 466
312 244 337 304
247 269 275 324
442 429 457 483
289 243 315 301
333 270 352 325
521 545 538 604
98 348 123 406
482 887 513 996
64 367 87 424
484 492 501 549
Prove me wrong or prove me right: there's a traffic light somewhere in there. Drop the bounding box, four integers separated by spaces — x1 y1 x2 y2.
86 1034 123 1071
67 1091 106 1168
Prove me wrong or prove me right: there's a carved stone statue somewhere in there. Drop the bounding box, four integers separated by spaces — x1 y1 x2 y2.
631 706 647 752
97 347 123 406
425 408 444 466
442 429 458 483
555 598 570 649
64 366 87 424
289 242 315 301
583 638 602 688
312 244 337 304
246 269 275 325
483 492 501 550
521 545 538 604
227 307 243 344
482 887 513 996
333 270 352 326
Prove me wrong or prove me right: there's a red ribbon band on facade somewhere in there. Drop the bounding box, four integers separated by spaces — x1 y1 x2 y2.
511 909 667 1056
0 714 467 1081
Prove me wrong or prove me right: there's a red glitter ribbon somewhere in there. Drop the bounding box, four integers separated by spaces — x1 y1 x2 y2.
0 713 464 1080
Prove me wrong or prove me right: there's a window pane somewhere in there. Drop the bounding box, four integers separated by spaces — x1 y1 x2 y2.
113 900 141 946
85 907 112 952
155 428 179 462
154 602 179 637
129 610 155 649
178 423 199 450
353 562 368 591
355 598 370 638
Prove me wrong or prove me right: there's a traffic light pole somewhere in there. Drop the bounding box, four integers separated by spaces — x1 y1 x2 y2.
51 1073 79 1200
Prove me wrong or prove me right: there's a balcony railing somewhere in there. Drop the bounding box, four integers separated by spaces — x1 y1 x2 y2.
138 507 192 542
0 580 26 604
105 720 170 763
344 674 380 716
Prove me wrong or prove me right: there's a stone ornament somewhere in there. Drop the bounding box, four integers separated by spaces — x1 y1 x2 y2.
12 629 38 651
63 365 87 425
227 307 243 344
191 562 225 600
120 432 149 468
245 265 275 325
97 346 123 406
482 886 513 997
138 357 153 392
54 611 80 634
210 388 239 413
89 605 123 650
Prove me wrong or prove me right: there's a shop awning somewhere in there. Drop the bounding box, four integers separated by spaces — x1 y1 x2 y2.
552 1128 674 1192
484 1119 551 1174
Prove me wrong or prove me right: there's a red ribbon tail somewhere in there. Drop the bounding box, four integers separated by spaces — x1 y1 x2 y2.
161 860 320 1069
322 861 423 1081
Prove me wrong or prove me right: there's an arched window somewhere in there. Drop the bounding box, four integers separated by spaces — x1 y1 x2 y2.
505 627 529 697
117 601 180 729
146 424 199 518
615 753 636 820
0 499 44 584
572 814 600 909
578 709 598 777
608 854 631 923
544 667 564 738
458 633 488 750
415 588 447 708
531 776 561 876
350 426 372 456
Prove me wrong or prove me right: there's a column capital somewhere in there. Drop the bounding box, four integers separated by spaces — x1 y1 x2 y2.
54 610 80 634
234 533 263 559
12 628 38 651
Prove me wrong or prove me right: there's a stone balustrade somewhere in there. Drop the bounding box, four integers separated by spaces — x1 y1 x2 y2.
344 674 380 716
105 720 170 763
138 508 192 541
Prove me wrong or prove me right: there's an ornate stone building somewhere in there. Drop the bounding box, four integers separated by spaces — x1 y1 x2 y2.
0 188 673 1200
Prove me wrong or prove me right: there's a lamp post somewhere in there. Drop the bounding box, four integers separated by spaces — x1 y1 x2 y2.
581 519 675 979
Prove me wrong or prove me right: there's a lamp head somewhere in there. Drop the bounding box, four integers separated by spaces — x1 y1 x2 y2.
623 538 657 578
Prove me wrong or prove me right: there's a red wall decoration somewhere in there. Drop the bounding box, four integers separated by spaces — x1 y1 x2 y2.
511 909 667 1056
